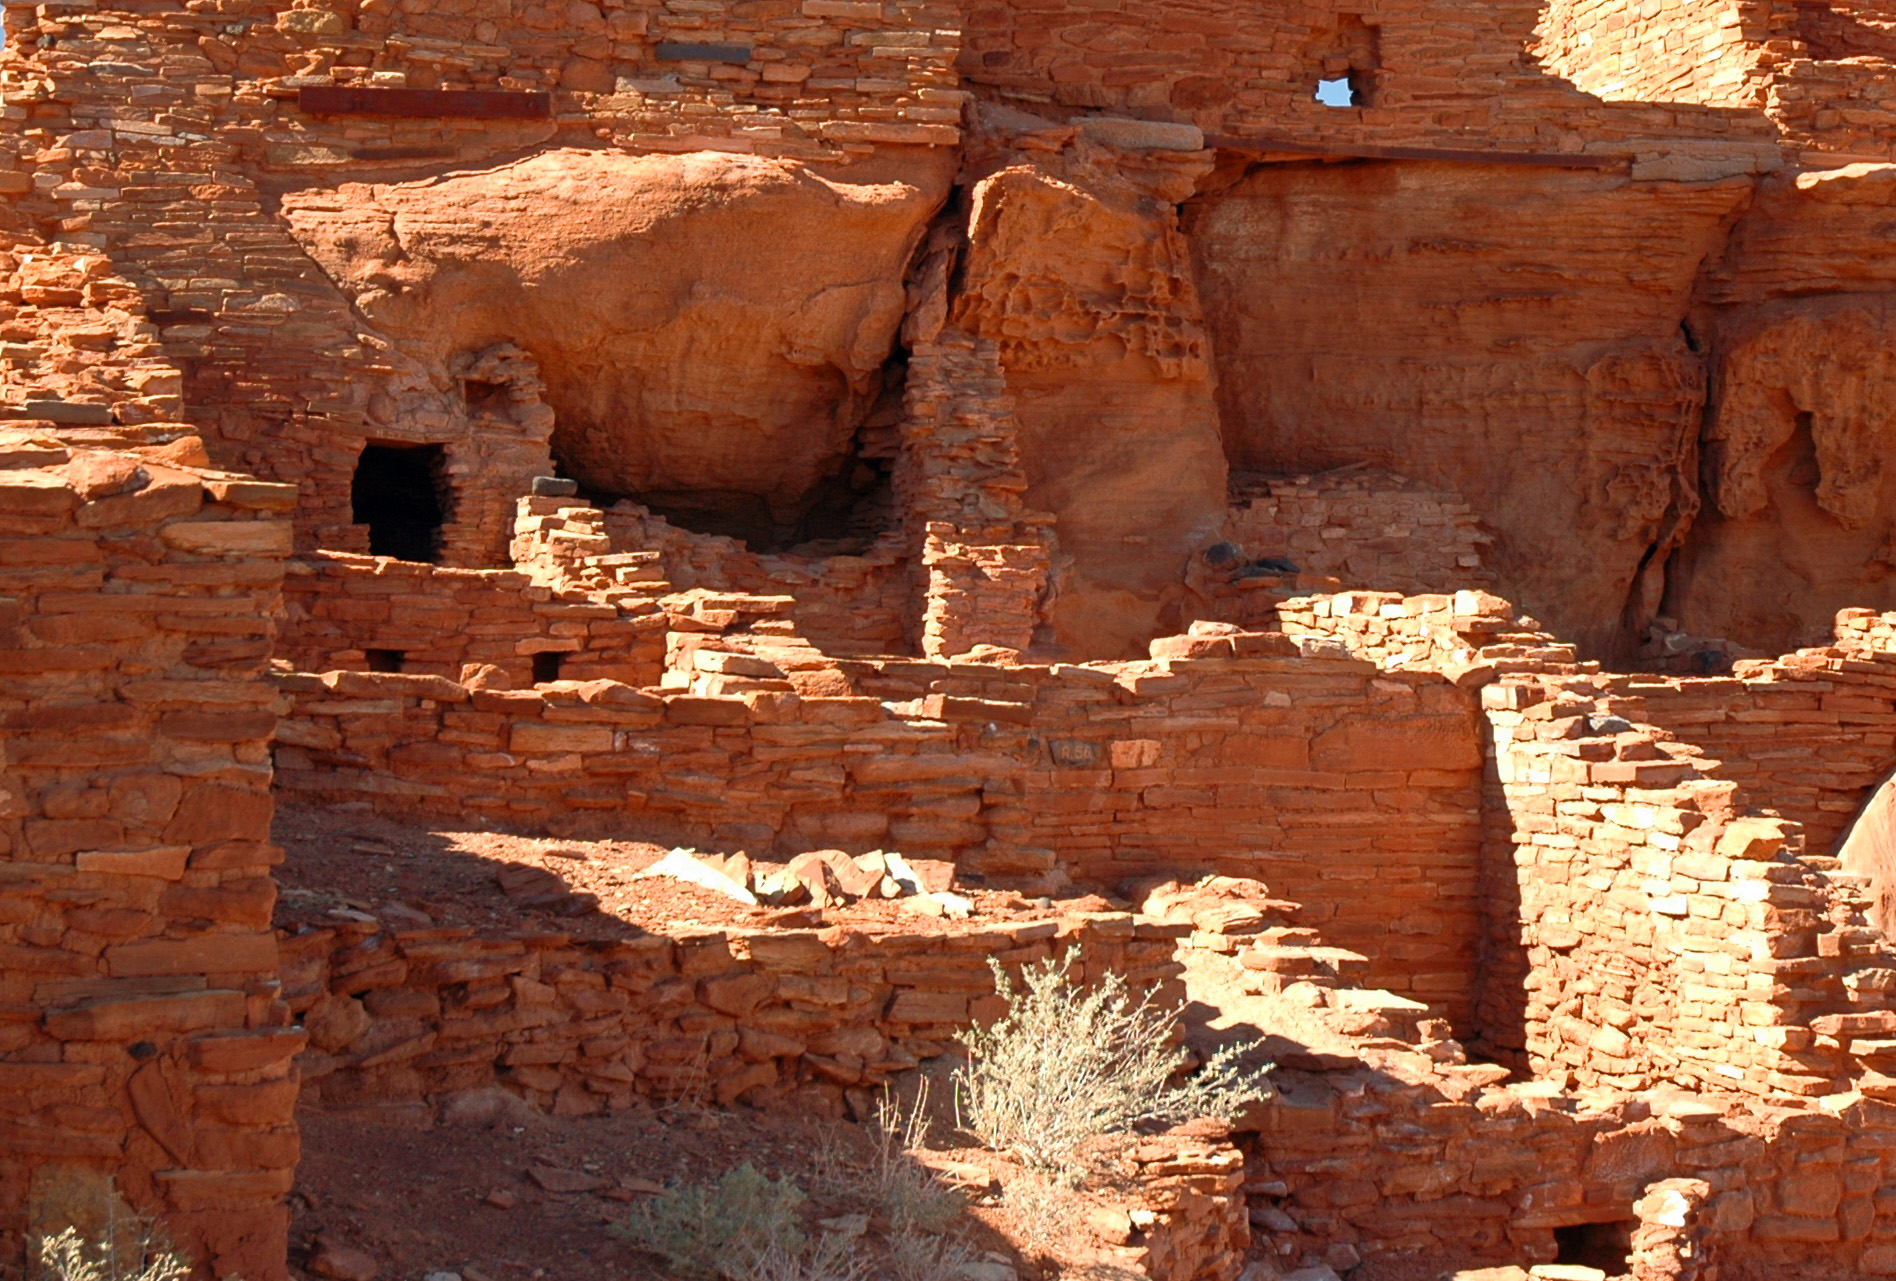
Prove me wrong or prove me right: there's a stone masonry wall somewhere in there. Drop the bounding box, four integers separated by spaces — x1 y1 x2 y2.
1552 607 1896 860
279 552 667 689
1533 0 1776 109
271 642 1486 1025
0 435 299 1281
275 907 1184 1115
598 504 912 657
956 0 1785 165
1225 468 1492 598
1250 1048 1896 1276
1241 586 1896 1275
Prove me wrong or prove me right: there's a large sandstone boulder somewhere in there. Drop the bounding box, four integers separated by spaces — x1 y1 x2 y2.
282 147 954 545
953 162 1227 657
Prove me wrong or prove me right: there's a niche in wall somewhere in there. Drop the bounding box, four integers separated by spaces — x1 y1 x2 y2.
1308 15 1381 107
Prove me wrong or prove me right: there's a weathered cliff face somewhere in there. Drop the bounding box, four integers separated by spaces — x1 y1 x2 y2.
951 144 1227 657
1673 295 1896 651
1186 159 1751 657
262 130 1896 664
281 147 955 546
1671 165 1896 653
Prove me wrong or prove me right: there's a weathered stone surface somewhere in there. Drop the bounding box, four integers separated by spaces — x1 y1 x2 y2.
283 148 953 545
1190 162 1749 659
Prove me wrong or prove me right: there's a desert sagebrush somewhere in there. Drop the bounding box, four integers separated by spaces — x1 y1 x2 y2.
955 947 1274 1178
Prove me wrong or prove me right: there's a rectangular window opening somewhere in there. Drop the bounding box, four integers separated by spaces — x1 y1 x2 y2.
366 648 406 673
1553 1221 1633 1272
1315 76 1357 107
532 651 564 684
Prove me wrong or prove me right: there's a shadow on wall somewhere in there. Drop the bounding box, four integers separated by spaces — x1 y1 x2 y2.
1666 292 1896 656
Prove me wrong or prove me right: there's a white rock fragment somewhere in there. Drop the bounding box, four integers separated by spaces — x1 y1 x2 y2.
632 847 758 905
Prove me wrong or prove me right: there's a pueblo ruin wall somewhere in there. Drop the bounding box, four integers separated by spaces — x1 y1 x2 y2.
16 0 1896 1276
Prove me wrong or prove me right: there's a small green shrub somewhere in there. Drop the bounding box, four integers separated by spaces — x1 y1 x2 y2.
955 947 1274 1178
611 1164 806 1280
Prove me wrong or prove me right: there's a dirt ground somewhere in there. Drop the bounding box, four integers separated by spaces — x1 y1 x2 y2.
291 1091 1109 1281
272 800 1108 941
275 802 1144 1281
273 805 1628 1281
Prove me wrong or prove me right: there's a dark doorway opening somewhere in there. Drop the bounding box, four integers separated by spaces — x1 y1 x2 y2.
352 443 449 562
1554 1221 1633 1272
365 648 406 673
531 651 564 684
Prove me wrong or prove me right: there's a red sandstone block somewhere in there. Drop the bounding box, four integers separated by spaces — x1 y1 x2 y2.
106 932 277 977
25 817 125 858
665 696 750 726
46 989 246 1040
887 989 969 1023
77 846 190 879
198 1078 301 1127
0 1119 123 1159
190 1027 308 1073
155 1168 295 1210
191 841 285 871
0 1063 105 1092
0 645 117 675
159 710 279 741
163 783 273 845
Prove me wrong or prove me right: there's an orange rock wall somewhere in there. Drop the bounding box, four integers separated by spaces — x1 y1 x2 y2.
277 910 1185 1113
270 650 1486 1024
0 445 299 1281
1533 0 1771 108
1189 161 1750 659
279 553 668 689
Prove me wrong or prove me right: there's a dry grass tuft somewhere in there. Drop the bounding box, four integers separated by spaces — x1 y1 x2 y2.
34 1226 196 1281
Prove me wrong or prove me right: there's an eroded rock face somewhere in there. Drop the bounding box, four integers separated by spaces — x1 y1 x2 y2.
282 147 954 544
1187 160 1750 658
1668 295 1896 650
952 156 1226 658
1673 165 1896 652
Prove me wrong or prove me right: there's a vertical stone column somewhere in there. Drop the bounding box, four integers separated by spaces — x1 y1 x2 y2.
0 446 301 1281
897 331 1051 659
1631 1178 1715 1280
